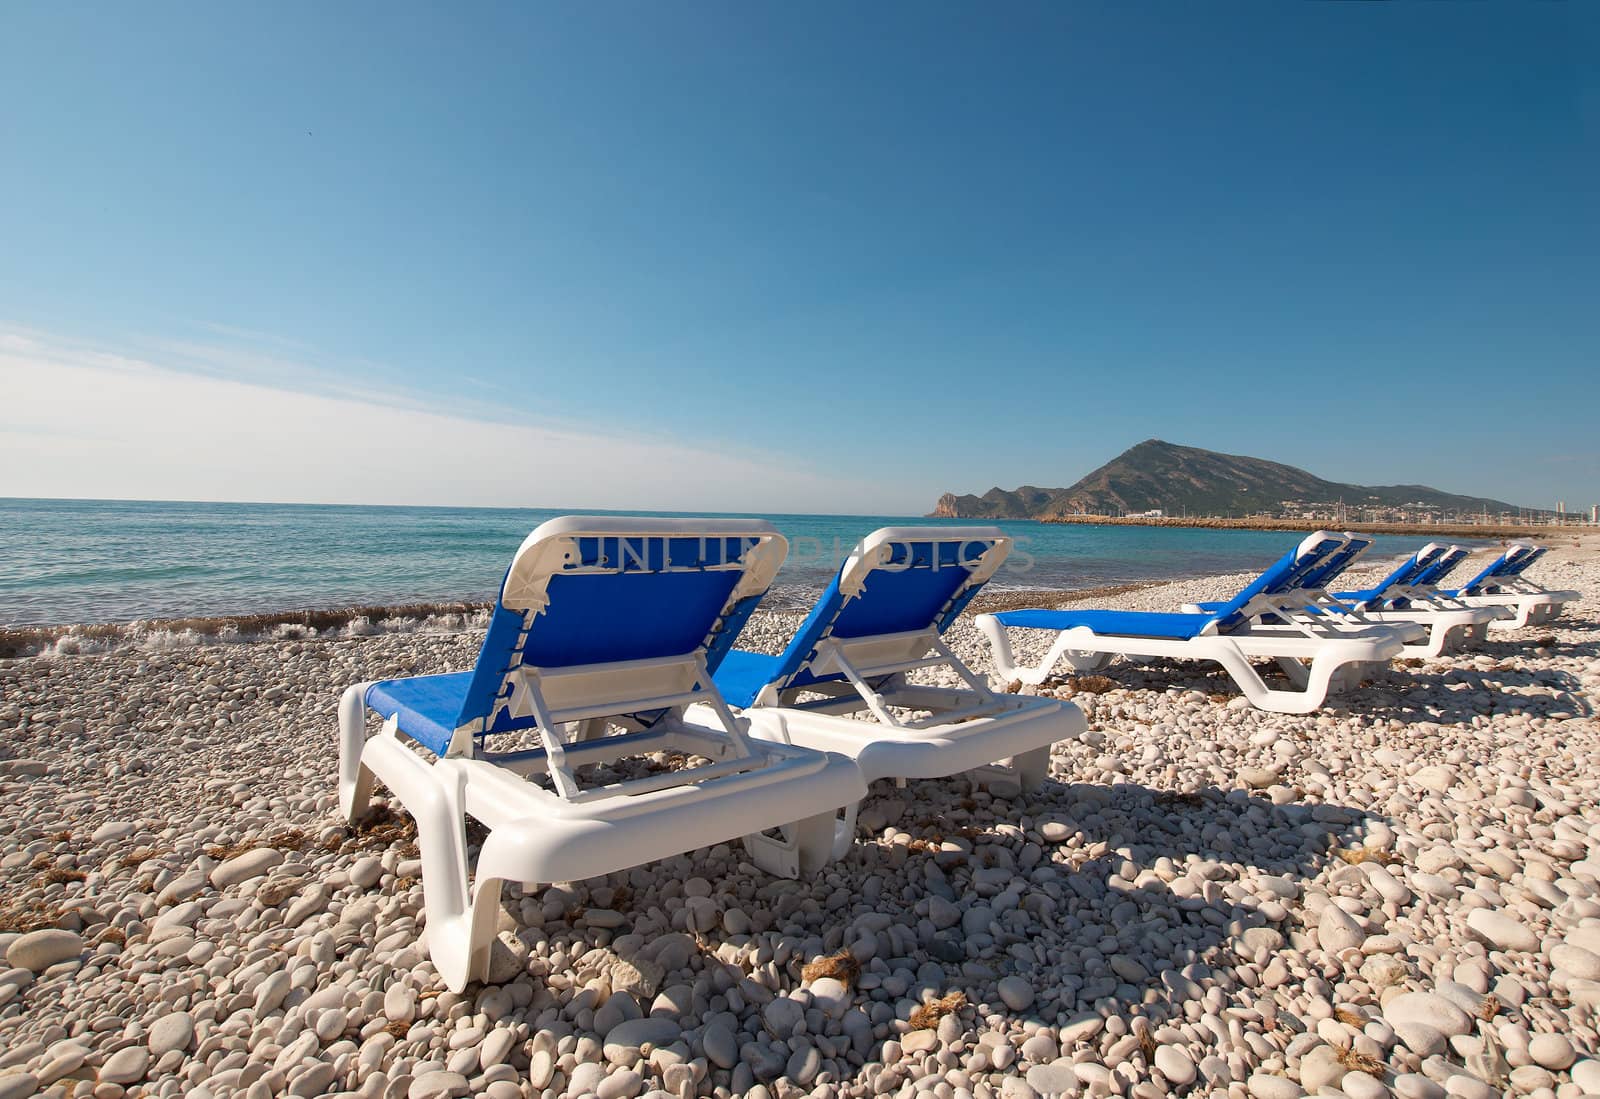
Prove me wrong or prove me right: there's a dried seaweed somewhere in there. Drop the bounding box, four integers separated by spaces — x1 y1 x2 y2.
908 990 967 1031
1335 1045 1385 1077
1333 846 1398 866
802 949 861 988
0 900 61 933
1064 675 1118 696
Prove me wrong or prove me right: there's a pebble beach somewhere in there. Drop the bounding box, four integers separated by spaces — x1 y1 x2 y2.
2 537 1598 1099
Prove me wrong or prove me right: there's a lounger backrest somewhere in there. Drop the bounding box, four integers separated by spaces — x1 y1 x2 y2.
1458 542 1540 595
1413 544 1470 588
456 517 787 736
1364 542 1448 597
1206 531 1348 632
759 526 1009 693
1299 533 1375 591
1501 543 1546 578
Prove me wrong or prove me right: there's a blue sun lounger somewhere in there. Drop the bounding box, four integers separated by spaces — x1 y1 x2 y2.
698 527 1085 853
1435 542 1579 629
338 517 864 990
1187 540 1502 659
977 532 1409 714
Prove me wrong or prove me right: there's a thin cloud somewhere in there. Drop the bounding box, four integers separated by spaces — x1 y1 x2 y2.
0 325 881 512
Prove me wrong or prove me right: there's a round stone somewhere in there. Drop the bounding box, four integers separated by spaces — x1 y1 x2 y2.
808 976 850 1018
1383 992 1473 1038
147 1012 195 1056
1319 905 1366 953
1247 1073 1306 1099
1527 1033 1575 1071
1026 1060 1079 1096
350 855 383 889
6 929 84 973
762 997 805 1039
1299 1044 1346 1089
601 1017 681 1064
702 1023 737 1070
1551 943 1600 981
210 847 283 889
996 976 1034 1012
1059 1013 1104 1045
1464 908 1538 953
1394 1074 1446 1099
98 1046 150 1085
1342 1071 1389 1099
408 1071 470 1099
1155 1045 1196 1086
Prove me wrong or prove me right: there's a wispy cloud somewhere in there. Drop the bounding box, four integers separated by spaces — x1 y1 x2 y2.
0 324 878 512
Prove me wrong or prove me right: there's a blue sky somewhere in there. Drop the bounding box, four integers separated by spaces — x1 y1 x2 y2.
3 4 1596 513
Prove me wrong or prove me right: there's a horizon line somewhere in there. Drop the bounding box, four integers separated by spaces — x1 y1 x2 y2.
0 493 951 521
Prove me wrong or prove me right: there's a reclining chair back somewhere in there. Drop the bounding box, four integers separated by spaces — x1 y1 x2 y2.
436 517 786 756
1298 533 1375 592
1201 531 1350 634
1458 542 1542 595
752 527 1009 698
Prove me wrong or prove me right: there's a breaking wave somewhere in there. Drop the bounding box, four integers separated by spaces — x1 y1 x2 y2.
0 601 495 659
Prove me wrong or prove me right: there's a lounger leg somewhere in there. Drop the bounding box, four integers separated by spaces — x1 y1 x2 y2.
338 682 378 823
976 614 1111 686
831 803 860 861
744 810 845 879
796 811 839 877
1399 625 1449 661
353 738 495 991
1062 650 1115 672
1014 745 1052 792
1209 647 1336 715
1273 658 1310 689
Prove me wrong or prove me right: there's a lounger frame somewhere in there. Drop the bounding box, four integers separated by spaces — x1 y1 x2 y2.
977 532 1408 714
705 527 1083 855
337 517 865 991
977 617 1396 715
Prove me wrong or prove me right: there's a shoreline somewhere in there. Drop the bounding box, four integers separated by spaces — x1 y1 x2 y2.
0 583 1181 660
9 527 1597 658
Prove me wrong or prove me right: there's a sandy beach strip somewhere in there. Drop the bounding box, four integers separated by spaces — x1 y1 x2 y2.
1 538 1597 1099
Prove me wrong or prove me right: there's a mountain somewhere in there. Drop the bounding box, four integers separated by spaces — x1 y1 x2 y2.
930 439 1533 519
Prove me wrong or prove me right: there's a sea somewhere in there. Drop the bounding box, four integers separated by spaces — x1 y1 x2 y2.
0 497 1453 628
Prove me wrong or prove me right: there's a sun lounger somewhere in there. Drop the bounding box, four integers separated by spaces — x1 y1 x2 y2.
977 532 1409 714
696 527 1084 855
1434 542 1579 629
1186 540 1503 659
337 517 865 990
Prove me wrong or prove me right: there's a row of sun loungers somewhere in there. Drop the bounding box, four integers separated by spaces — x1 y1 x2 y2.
335 519 1573 989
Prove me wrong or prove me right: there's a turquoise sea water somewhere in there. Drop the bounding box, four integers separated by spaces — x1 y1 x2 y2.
0 498 1448 627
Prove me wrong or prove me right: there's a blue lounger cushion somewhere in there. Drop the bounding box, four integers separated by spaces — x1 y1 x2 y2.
990 609 1210 640
716 650 788 710
366 672 475 757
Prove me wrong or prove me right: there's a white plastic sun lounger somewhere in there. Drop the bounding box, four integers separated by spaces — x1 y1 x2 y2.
338 517 864 990
694 527 1085 856
1435 543 1579 630
1185 539 1504 659
977 532 1410 715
